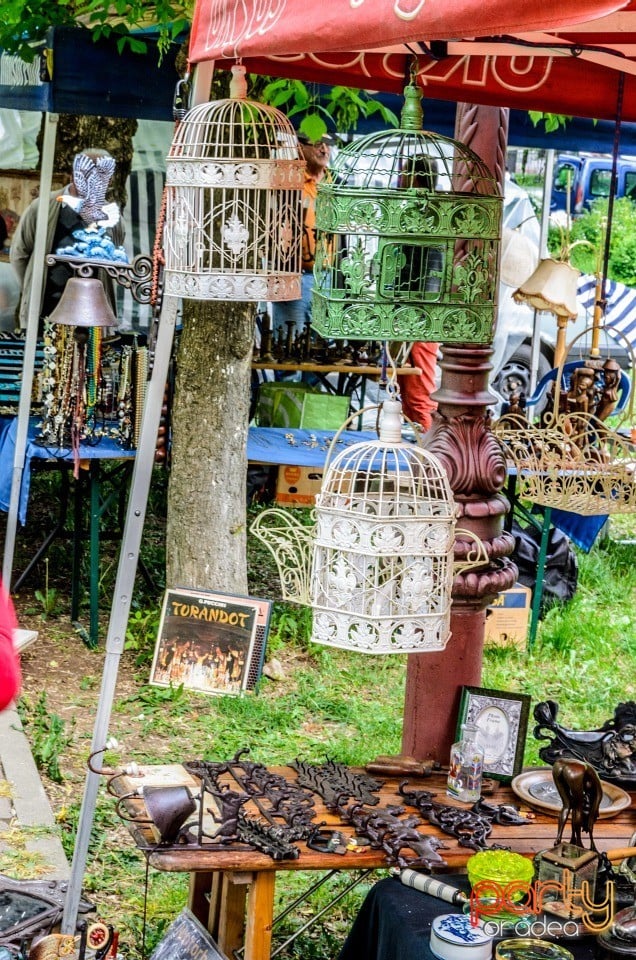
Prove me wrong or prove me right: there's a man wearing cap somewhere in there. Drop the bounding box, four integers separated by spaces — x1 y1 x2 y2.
271 130 333 342
10 148 124 331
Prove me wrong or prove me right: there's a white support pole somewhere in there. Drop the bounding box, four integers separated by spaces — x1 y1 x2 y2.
529 148 555 395
60 295 179 934
191 61 215 107
2 112 59 587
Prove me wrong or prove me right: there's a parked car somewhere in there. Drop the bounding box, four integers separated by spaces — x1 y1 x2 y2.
491 178 632 406
550 152 636 217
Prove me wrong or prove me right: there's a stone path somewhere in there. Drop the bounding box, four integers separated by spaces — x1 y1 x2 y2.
0 701 69 878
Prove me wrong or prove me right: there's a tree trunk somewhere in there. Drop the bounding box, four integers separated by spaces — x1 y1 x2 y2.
46 114 137 208
166 298 254 593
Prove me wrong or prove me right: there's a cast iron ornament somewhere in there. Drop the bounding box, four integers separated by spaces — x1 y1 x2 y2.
534 700 636 788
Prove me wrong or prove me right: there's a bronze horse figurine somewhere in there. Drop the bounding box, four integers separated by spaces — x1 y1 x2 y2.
552 758 603 851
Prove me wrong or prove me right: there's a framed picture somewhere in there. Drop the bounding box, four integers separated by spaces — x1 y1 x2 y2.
456 686 531 781
149 588 272 698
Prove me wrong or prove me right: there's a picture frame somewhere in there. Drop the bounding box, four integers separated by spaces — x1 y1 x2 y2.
149 588 272 698
456 686 531 781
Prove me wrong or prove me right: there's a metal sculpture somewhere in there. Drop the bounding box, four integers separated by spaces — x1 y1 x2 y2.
534 700 636 788
290 759 382 808
552 758 603 851
398 782 532 851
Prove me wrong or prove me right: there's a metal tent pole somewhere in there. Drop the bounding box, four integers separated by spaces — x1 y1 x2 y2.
2 112 59 587
528 147 555 396
60 295 179 934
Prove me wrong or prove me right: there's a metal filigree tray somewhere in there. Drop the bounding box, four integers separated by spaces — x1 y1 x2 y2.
511 767 632 818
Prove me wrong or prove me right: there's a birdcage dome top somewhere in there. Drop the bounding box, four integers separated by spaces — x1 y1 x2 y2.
328 127 500 197
318 435 457 521
167 97 301 164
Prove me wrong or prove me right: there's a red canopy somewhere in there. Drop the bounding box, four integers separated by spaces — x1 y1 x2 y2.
188 0 636 121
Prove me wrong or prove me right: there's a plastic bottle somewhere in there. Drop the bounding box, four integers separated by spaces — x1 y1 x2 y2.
446 723 484 802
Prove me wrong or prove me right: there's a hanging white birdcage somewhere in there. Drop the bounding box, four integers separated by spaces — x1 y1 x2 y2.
310 399 457 653
163 65 304 302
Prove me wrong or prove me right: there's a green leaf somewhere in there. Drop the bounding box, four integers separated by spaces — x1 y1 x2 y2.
298 114 328 143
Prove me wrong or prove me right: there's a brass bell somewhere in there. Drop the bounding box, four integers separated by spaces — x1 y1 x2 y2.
48 276 118 328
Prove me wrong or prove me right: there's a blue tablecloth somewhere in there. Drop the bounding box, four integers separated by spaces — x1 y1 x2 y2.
0 423 374 525
247 426 376 467
0 416 135 525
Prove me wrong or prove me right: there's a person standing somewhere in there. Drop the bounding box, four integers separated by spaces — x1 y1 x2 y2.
271 130 333 342
0 584 21 711
10 148 123 330
396 156 442 433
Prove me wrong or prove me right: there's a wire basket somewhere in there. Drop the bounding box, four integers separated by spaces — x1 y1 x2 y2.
494 327 636 516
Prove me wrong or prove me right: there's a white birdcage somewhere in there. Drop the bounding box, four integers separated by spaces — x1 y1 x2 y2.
163 65 305 302
310 398 457 653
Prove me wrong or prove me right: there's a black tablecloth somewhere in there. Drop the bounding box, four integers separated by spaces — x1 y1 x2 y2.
337 876 598 960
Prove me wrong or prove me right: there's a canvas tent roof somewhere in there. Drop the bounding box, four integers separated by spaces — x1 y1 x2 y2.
188 0 636 122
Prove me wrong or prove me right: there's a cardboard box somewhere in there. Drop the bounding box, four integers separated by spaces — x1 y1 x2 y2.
275 465 324 506
484 583 532 648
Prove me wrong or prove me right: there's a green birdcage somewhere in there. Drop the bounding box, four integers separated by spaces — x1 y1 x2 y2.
312 83 503 343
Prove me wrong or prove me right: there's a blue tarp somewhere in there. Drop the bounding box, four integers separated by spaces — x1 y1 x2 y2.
0 27 183 121
0 416 135 525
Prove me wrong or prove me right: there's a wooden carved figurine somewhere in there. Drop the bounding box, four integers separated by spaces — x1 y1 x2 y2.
552 758 603 851
596 358 622 422
565 366 598 418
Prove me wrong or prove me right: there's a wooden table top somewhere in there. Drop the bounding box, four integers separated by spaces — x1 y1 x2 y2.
111 763 635 875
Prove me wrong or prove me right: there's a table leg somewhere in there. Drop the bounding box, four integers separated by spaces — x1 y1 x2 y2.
12 468 71 591
528 505 552 649
189 870 216 927
244 871 275 960
71 469 85 623
89 461 101 646
217 873 251 956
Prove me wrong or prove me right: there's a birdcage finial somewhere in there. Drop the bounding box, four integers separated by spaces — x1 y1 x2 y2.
378 397 404 443
229 63 248 99
401 74 423 131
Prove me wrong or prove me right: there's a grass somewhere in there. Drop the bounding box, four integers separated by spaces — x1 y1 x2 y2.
12 494 636 958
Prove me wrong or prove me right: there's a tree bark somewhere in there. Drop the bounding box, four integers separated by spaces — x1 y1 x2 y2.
44 114 137 208
166 298 254 593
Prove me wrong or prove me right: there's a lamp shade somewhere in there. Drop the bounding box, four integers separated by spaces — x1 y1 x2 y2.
512 258 580 319
48 277 118 327
500 227 539 288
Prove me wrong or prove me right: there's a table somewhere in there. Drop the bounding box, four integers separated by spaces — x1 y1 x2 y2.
252 362 422 400
247 426 376 468
111 764 635 960
338 875 600 960
0 416 136 645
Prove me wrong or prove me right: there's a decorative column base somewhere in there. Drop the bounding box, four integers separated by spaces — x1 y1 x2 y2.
400 343 517 764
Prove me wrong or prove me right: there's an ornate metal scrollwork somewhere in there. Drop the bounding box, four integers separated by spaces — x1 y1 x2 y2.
533 700 636 788
45 254 156 305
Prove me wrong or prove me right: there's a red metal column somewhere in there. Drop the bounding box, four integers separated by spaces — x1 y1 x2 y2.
401 105 518 763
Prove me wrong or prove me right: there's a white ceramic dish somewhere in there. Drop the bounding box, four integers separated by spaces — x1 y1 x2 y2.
430 914 493 960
